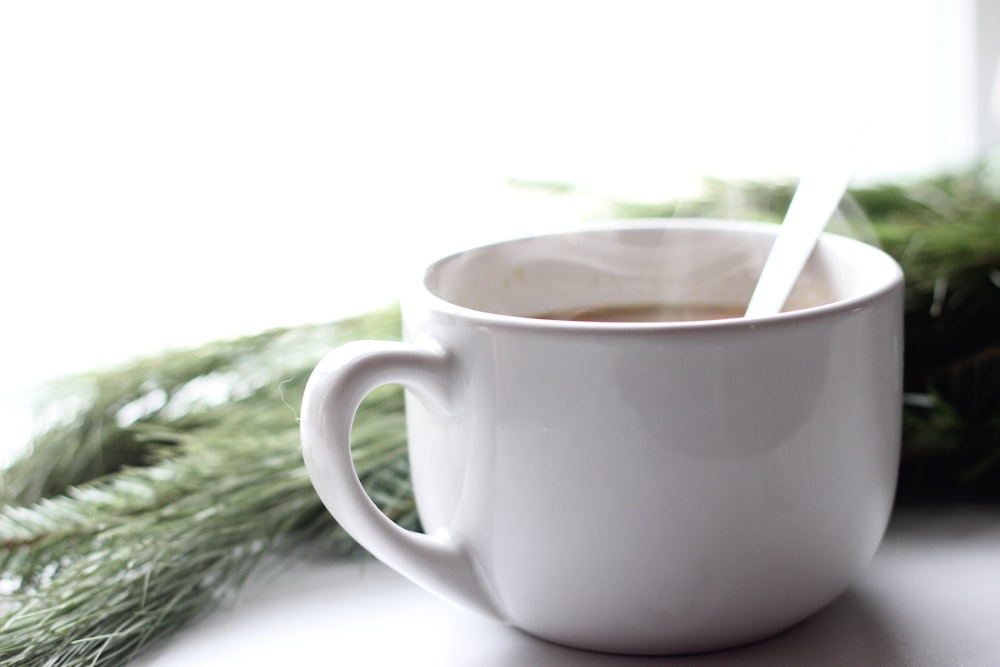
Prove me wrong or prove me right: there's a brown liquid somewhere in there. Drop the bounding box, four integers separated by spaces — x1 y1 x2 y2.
533 303 743 323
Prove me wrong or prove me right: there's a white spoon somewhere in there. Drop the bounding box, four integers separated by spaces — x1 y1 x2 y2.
743 167 853 318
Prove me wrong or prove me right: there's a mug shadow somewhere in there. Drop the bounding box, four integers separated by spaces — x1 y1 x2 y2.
445 588 906 667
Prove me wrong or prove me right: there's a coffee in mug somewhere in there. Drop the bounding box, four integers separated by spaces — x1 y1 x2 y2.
533 302 744 322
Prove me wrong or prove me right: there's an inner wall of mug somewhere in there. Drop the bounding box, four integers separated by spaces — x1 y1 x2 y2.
424 221 896 319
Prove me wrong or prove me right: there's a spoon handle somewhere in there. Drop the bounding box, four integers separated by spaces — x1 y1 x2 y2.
743 168 853 318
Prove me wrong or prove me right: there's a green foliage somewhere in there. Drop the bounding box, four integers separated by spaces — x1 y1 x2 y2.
0 309 411 665
1 164 999 663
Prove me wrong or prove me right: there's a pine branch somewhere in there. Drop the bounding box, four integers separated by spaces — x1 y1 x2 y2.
0 164 998 663
0 308 409 665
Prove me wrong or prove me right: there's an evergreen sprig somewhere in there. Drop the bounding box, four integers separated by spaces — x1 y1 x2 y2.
1 164 999 664
0 309 411 664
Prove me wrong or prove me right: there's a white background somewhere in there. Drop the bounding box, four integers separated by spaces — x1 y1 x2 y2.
0 0 992 460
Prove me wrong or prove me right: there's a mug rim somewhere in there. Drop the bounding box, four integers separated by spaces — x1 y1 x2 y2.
412 218 904 332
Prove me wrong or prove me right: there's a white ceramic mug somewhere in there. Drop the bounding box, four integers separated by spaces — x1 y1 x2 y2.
300 219 904 655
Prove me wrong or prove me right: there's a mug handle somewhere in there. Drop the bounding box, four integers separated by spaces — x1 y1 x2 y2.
299 339 503 620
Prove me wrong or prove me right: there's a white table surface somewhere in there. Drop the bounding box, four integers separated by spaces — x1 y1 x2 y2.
136 506 1000 666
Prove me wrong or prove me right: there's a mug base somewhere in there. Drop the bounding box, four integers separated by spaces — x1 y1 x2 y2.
508 601 836 657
